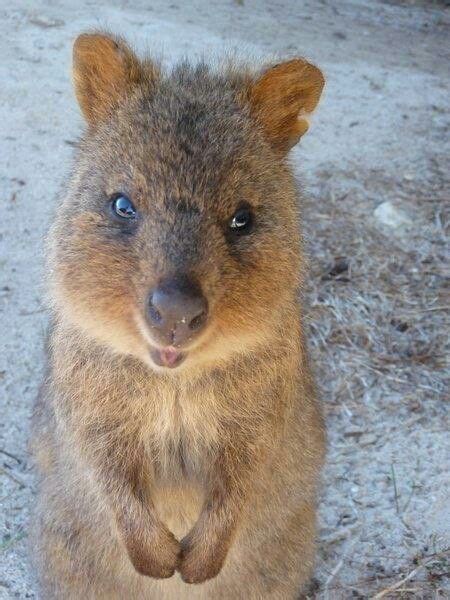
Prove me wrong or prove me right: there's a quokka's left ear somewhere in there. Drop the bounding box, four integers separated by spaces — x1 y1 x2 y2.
249 58 325 153
72 32 156 125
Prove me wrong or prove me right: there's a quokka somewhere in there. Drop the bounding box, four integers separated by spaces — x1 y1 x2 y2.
30 32 325 599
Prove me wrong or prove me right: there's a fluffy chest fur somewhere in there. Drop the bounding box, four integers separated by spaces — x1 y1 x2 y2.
136 376 229 538
142 381 222 480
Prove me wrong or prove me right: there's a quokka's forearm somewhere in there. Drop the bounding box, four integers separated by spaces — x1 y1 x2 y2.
178 440 261 583
70 428 181 578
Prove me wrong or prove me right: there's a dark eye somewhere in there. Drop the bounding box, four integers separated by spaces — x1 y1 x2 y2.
111 194 136 219
229 208 253 235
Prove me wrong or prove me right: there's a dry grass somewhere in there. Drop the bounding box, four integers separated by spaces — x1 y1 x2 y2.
299 159 449 597
304 173 448 409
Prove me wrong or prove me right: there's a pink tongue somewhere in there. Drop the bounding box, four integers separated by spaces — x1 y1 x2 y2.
159 347 180 367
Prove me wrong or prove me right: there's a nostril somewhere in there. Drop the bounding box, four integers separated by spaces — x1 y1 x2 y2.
147 277 208 340
189 310 207 331
148 300 162 325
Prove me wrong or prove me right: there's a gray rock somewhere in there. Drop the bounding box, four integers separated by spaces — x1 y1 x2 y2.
374 201 413 228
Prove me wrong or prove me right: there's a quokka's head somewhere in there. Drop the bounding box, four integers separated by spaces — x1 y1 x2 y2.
49 33 324 372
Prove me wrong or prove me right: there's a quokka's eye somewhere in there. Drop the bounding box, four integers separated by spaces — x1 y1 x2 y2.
228 207 253 235
111 194 137 219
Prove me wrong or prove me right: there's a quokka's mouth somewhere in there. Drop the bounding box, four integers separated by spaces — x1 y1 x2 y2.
149 346 186 369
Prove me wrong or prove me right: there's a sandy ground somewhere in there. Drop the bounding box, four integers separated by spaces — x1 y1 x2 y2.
0 0 449 598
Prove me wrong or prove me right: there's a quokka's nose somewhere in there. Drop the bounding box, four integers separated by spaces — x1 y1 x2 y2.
147 276 208 346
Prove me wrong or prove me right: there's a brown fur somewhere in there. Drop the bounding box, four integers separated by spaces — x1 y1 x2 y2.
30 32 326 599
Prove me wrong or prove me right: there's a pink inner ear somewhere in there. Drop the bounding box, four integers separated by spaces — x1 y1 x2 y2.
249 59 324 152
295 116 310 137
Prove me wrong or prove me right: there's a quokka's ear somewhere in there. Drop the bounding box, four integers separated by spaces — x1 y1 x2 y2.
73 33 149 124
249 58 325 153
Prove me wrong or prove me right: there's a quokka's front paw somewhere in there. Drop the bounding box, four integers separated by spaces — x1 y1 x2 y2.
178 531 228 584
125 523 180 579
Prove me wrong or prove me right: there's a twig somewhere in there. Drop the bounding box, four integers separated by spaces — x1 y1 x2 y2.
402 483 418 514
19 307 47 316
322 522 360 545
371 550 450 599
323 528 362 599
324 557 345 594
371 564 425 599
403 305 450 314
390 463 400 515
0 466 26 489
0 449 22 464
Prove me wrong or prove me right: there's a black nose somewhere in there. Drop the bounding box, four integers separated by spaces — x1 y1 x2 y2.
147 276 208 346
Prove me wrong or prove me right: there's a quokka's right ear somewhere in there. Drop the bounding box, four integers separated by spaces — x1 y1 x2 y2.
73 32 154 125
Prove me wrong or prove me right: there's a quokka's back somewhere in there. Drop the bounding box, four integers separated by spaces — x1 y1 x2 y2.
30 32 326 599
